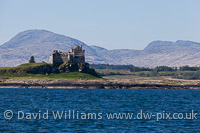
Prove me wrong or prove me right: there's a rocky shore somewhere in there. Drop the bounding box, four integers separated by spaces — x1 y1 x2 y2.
0 79 200 89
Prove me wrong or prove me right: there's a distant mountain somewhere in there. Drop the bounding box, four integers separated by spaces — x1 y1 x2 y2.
1 29 200 67
0 30 101 66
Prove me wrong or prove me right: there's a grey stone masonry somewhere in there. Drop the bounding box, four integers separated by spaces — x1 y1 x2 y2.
50 44 85 65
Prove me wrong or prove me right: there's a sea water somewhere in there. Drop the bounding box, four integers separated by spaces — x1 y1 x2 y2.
0 88 199 132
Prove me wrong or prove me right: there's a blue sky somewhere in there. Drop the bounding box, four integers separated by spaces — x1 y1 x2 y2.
1 0 200 50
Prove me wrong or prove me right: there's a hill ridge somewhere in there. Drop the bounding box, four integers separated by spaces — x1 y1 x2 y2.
1 29 200 67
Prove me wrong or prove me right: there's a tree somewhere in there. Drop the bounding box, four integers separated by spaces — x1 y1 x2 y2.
154 66 173 72
29 56 35 63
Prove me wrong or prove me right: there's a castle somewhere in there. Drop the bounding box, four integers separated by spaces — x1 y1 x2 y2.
49 44 85 65
49 44 97 75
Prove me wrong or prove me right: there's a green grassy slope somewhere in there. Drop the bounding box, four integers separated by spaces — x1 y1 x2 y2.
0 63 102 80
0 72 102 80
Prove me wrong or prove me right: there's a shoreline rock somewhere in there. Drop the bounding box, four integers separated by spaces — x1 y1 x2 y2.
0 79 200 89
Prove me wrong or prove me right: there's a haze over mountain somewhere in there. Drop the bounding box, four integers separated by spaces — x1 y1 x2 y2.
1 29 200 67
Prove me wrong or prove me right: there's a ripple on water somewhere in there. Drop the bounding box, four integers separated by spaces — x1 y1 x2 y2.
0 88 199 132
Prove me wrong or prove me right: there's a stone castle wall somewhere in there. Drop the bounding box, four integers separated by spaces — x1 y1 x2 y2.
50 45 85 65
50 52 68 64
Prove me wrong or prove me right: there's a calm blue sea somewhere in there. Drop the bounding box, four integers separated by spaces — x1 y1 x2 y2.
0 88 199 132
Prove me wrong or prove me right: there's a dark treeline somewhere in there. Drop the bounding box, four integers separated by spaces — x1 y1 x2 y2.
90 64 133 70
91 64 200 72
91 64 200 79
130 65 200 80
130 65 200 72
